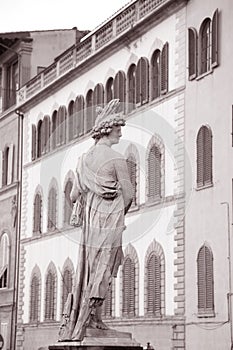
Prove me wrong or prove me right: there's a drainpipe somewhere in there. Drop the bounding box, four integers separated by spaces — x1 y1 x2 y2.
221 202 233 349
10 110 24 350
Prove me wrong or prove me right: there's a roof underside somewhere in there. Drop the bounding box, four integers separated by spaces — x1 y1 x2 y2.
0 32 30 56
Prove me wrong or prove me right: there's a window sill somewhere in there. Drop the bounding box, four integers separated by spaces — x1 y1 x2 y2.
145 197 162 207
195 183 213 191
197 310 215 318
195 69 213 81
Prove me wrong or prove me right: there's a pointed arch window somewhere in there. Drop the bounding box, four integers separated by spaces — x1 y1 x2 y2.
42 116 50 154
136 57 149 105
68 100 75 141
64 180 73 225
52 110 58 149
33 192 42 234
61 268 73 313
147 144 162 201
31 124 37 160
58 106 67 145
30 275 40 322
127 64 136 113
85 89 94 133
122 256 135 316
196 126 213 188
2 146 9 186
197 244 214 315
44 270 56 320
188 28 198 79
200 19 211 74
126 154 137 207
94 83 104 107
0 233 9 288
48 187 57 231
37 120 43 158
161 42 169 94
114 71 126 111
147 253 161 316
105 77 114 103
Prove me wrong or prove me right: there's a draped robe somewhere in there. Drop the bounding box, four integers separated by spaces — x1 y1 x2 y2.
59 144 133 341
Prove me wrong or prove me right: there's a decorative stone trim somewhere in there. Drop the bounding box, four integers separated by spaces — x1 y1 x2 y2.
16 245 26 350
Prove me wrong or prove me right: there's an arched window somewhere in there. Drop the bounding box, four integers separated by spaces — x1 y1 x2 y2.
33 192 42 234
196 125 212 188
2 146 9 186
122 256 135 316
197 244 214 315
42 116 50 154
161 42 169 94
58 106 67 145
114 71 126 111
31 124 37 160
200 19 211 74
147 144 162 201
105 77 113 103
64 180 73 225
147 253 161 316
151 50 161 99
30 274 40 322
44 269 56 320
0 233 9 288
37 120 42 158
85 89 94 133
68 100 75 141
127 64 136 112
75 95 85 137
136 57 149 105
102 282 113 318
126 154 137 207
94 83 104 107
61 268 73 313
52 110 58 149
48 187 57 231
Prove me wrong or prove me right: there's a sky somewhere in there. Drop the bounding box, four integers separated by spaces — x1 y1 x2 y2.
0 0 131 33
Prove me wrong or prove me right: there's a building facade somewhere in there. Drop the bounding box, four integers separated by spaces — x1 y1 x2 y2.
4 0 233 349
0 28 86 350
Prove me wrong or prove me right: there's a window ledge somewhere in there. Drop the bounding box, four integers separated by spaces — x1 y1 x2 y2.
197 310 215 318
145 197 162 207
196 69 213 81
195 183 213 191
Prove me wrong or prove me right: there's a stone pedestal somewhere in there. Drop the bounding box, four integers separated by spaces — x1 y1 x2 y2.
49 328 143 350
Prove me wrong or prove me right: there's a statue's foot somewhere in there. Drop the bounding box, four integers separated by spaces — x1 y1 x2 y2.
96 320 109 330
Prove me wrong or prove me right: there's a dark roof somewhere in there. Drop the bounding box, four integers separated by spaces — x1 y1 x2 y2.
0 31 30 56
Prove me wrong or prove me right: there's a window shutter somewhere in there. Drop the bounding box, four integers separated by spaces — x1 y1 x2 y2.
94 84 104 107
37 121 42 157
126 155 137 206
188 28 198 79
2 148 8 186
148 145 161 200
161 42 169 94
197 127 204 187
203 127 212 185
48 188 57 231
105 78 113 103
59 106 66 145
102 283 112 317
211 9 218 68
114 71 126 111
151 50 161 100
147 253 161 315
62 269 72 312
64 180 73 224
141 58 149 104
41 119 46 155
33 193 42 234
7 144 14 185
45 271 55 320
77 96 84 136
68 101 74 141
31 124 36 160
85 90 94 132
127 65 136 112
122 257 135 316
135 60 141 105
30 275 39 322
43 116 50 154
197 246 205 310
0 151 3 188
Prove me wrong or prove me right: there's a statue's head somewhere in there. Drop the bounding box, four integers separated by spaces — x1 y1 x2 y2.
91 99 125 143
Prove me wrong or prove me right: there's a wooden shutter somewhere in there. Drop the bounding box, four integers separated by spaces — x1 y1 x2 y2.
64 180 73 224
43 116 50 154
105 77 113 103
0 151 2 188
31 124 36 160
85 90 94 132
122 257 135 316
148 145 161 200
30 275 39 322
147 253 161 315
203 127 212 185
2 147 8 186
161 42 169 94
127 65 136 112
45 271 55 320
37 121 42 157
59 106 66 145
197 245 214 313
68 101 74 141
94 84 104 107
62 269 72 312
188 28 198 80
7 144 14 185
211 9 218 68
197 127 204 187
151 50 161 100
136 60 141 105
48 188 57 231
126 154 137 206
76 95 84 136
41 119 46 155
33 193 42 234
136 58 149 105
102 283 112 317
114 71 126 111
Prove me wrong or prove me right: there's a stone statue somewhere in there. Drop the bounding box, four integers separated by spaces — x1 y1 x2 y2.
59 99 133 342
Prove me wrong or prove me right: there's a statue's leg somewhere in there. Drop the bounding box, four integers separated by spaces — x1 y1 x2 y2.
88 298 109 330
